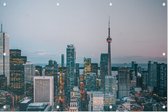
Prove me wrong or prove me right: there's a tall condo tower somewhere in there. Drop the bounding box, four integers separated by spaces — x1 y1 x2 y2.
0 24 10 85
106 18 112 76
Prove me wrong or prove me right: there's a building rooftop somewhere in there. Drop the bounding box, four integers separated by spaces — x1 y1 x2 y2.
20 99 32 104
28 102 47 107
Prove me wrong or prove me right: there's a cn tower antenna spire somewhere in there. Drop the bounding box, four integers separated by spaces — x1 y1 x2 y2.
108 16 110 28
108 16 110 37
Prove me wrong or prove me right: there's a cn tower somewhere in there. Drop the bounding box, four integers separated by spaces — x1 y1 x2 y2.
106 18 112 76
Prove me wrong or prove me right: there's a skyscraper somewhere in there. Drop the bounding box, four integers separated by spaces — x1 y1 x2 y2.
66 44 76 103
34 76 54 105
44 60 58 98
91 63 98 77
24 61 35 96
10 49 27 101
75 63 79 86
148 61 158 89
84 58 91 74
118 67 130 99
106 19 112 76
104 76 117 110
61 54 64 67
0 24 9 85
24 61 35 84
85 73 96 91
100 53 108 91
157 63 167 97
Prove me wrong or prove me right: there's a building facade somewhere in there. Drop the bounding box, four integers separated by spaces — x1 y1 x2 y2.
157 63 167 97
61 54 64 67
84 58 91 74
24 62 35 84
88 91 104 111
85 73 96 91
0 29 9 86
33 76 54 105
66 44 76 103
44 60 58 98
24 62 35 97
118 68 130 99
100 53 108 91
10 49 27 99
91 63 98 77
75 63 79 86
148 61 158 88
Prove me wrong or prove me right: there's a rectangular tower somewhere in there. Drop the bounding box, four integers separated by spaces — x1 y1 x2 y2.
91 63 98 77
157 63 167 97
61 54 64 67
84 58 91 74
34 76 54 105
100 53 108 91
66 44 76 103
10 49 27 97
0 27 9 85
118 67 130 99
24 62 35 84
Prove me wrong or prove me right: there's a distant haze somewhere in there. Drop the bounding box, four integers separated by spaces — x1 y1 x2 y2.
0 0 167 64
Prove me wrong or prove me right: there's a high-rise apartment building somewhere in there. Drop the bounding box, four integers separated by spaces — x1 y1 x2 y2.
104 76 117 109
24 62 35 84
44 60 58 98
100 53 108 91
24 62 35 96
105 76 117 96
85 73 96 91
0 25 9 86
118 68 130 99
148 61 158 89
91 63 98 77
10 49 27 99
34 76 54 105
157 63 167 97
66 44 76 103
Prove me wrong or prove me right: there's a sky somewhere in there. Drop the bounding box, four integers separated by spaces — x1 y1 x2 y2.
0 0 167 64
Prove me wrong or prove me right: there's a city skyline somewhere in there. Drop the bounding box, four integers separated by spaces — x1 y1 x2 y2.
0 0 167 64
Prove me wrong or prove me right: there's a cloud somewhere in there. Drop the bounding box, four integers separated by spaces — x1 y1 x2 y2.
33 51 50 56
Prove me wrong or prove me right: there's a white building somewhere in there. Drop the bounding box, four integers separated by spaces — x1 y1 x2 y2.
34 76 54 105
71 86 80 98
69 86 80 112
69 97 78 112
0 27 9 85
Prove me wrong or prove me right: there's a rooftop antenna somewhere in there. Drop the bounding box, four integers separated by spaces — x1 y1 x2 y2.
108 16 110 28
108 16 111 37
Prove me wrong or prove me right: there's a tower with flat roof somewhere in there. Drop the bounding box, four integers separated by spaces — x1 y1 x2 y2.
0 24 9 85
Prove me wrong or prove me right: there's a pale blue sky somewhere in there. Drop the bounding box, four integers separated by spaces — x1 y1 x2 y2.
0 0 167 64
